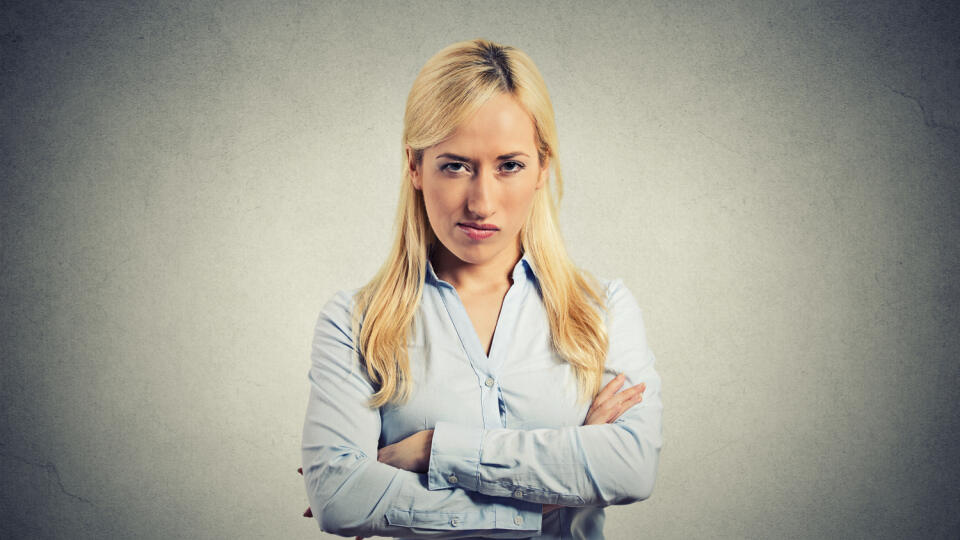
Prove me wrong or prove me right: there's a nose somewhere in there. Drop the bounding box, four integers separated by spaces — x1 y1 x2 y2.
466 166 496 218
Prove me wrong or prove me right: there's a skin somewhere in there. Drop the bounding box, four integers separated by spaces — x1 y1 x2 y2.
411 92 548 359
300 92 647 527
409 91 549 298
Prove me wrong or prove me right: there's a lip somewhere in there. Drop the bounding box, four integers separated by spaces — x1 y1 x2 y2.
457 223 497 240
459 222 499 230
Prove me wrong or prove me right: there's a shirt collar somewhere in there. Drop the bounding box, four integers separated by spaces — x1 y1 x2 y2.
425 249 538 290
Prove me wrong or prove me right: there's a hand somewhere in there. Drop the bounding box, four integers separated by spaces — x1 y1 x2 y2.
377 428 434 473
583 373 645 425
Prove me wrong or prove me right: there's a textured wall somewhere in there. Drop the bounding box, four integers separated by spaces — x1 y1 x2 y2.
1 1 957 538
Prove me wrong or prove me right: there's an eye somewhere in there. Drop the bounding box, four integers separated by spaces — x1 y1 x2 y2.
501 161 525 173
440 162 467 174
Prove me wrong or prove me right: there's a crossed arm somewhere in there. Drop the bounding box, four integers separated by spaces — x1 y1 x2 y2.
299 372 643 522
300 280 663 537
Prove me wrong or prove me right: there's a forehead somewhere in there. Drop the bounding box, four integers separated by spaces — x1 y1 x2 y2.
433 93 536 155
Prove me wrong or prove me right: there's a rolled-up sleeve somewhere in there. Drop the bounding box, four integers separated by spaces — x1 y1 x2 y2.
427 279 663 507
301 290 544 538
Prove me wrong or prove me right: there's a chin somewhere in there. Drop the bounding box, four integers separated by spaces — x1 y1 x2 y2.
451 247 487 263
442 241 486 260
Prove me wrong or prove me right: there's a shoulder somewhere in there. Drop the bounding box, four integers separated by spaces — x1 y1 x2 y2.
310 288 375 387
314 287 362 345
598 277 648 336
319 287 361 317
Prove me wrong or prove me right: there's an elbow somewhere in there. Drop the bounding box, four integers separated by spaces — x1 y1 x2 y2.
314 495 371 537
612 439 660 505
302 446 376 536
631 442 660 502
632 461 657 502
619 417 663 504
609 455 657 505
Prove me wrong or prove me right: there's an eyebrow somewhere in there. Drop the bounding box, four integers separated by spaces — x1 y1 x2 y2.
435 152 530 162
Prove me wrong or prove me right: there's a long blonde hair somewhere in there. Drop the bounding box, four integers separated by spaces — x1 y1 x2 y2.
351 38 610 409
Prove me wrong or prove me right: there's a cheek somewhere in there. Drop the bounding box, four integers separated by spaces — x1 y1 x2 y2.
422 184 461 217
505 184 538 216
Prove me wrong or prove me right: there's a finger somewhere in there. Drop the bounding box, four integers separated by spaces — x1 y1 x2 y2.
597 382 642 420
603 384 643 421
610 384 646 422
599 373 626 398
622 383 645 407
590 373 626 412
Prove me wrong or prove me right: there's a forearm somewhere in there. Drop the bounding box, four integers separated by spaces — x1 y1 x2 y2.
426 402 662 507
425 338 664 508
303 446 543 538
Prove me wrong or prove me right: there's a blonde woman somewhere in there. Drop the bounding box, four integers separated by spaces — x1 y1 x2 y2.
299 38 663 539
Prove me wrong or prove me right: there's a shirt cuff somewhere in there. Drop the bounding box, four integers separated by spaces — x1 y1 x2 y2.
496 498 543 533
427 421 483 491
385 497 543 535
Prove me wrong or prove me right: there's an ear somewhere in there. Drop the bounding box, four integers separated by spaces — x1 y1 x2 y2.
535 157 550 190
406 145 422 190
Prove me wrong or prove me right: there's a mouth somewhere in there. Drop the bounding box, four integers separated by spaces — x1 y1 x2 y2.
457 223 498 240
458 222 500 230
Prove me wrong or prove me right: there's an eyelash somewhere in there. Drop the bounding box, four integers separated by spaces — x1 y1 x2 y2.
441 161 525 175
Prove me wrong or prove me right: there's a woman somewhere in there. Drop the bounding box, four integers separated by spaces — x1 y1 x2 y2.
300 38 663 539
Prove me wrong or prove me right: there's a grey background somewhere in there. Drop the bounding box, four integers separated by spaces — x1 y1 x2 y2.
1 1 958 538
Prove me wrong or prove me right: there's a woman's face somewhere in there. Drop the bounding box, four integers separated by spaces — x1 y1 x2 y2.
407 92 548 268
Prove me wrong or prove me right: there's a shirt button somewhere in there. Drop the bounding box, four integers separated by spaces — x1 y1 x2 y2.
485 377 495 387
513 488 523 498
514 515 523 526
450 517 460 527
448 473 458 484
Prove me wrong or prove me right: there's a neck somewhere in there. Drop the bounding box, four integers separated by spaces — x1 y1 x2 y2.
431 241 521 294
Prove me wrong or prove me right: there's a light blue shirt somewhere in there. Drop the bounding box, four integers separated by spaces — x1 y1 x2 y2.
301 251 663 538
